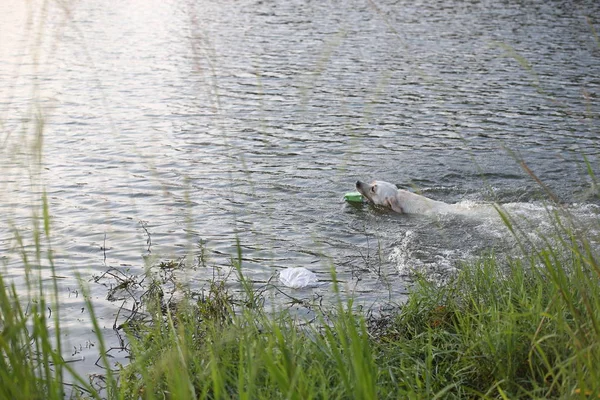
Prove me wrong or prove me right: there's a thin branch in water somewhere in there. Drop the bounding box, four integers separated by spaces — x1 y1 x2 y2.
139 221 152 254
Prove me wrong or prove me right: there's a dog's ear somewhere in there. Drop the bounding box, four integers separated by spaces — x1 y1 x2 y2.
385 196 404 213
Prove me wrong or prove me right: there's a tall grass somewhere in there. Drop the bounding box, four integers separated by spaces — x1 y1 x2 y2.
107 203 599 399
1 199 102 399
2 189 600 399
115 272 382 399
382 248 600 398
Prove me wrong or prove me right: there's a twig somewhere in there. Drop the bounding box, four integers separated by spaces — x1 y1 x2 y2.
139 221 152 254
102 233 107 266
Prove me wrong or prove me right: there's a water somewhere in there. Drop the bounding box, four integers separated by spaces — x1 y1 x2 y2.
1 0 600 378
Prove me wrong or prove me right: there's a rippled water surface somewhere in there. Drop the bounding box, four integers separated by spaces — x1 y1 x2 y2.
1 0 600 376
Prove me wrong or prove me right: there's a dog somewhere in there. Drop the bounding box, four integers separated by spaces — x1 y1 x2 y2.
355 180 453 215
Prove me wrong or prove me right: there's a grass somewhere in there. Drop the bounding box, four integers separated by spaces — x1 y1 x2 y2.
107 217 599 399
378 251 600 398
6 207 600 399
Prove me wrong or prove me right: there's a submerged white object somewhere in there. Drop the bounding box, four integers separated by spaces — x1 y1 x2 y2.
279 267 318 289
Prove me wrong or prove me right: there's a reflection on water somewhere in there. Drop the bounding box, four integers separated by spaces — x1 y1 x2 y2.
1 0 599 376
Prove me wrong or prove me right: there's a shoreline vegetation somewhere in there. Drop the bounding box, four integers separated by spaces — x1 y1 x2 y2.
2 186 600 399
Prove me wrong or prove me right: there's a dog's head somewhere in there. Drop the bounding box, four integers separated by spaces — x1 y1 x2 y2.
355 180 400 208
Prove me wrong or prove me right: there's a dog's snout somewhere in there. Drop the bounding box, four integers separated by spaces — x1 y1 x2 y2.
355 180 361 188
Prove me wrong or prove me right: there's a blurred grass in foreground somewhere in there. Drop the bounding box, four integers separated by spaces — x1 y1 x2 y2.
2 190 600 399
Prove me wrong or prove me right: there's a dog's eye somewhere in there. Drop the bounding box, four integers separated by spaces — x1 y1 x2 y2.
371 186 376 193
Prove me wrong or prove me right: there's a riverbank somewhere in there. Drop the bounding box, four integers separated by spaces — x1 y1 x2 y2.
2 202 599 399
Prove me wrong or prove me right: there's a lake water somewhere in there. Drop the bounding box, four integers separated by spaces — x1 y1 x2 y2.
1 0 599 379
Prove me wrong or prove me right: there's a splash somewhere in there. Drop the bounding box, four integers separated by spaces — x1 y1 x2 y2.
389 201 600 280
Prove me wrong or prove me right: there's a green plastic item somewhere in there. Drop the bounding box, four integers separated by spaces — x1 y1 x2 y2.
344 191 364 203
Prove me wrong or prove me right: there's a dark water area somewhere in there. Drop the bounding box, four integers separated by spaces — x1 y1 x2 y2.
1 0 599 376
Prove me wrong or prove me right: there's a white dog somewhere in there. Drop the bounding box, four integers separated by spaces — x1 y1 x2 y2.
355 180 453 215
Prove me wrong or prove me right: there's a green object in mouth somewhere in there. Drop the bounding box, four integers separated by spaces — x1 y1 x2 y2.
344 191 364 203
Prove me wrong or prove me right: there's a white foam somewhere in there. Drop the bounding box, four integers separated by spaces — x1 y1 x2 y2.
389 230 461 279
390 201 600 280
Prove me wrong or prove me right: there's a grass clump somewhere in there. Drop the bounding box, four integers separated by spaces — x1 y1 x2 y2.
375 236 600 398
116 274 381 399
0 275 66 400
112 215 600 399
